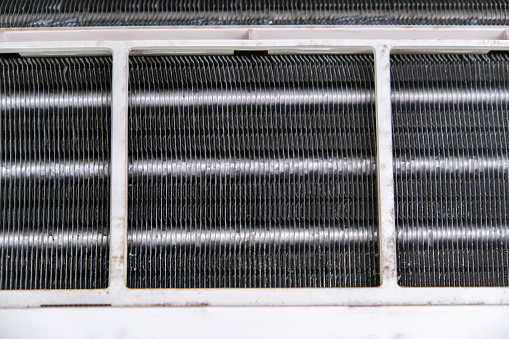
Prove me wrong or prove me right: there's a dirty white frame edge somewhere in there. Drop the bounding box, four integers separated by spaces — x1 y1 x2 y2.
0 25 508 307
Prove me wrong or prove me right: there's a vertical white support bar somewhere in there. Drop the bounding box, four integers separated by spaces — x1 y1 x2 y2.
374 46 398 287
109 47 129 292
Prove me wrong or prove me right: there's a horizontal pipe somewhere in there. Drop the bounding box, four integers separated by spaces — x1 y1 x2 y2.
392 88 509 106
0 231 108 249
0 92 110 110
0 89 373 110
394 157 509 174
129 89 374 107
0 227 376 249
2 156 507 180
0 161 110 179
127 226 509 247
2 225 508 249
127 227 377 247
397 225 509 245
2 88 509 110
129 158 376 177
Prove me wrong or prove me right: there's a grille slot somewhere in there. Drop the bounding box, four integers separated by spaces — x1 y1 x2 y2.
0 57 111 290
1 0 509 27
127 54 379 288
392 53 509 287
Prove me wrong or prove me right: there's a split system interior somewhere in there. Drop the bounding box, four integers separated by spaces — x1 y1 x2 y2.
1 51 508 289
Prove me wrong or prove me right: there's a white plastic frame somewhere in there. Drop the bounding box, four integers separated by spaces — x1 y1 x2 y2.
0 25 509 308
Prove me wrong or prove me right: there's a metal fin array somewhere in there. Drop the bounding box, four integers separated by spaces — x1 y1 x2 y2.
0 57 111 289
392 53 509 287
1 0 509 27
128 54 379 288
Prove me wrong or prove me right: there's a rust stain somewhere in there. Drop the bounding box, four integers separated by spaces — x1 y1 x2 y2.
184 302 210 307
112 255 125 261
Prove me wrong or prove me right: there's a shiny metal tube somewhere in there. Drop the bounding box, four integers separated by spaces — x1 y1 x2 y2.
3 88 509 110
397 225 509 245
128 227 377 247
4 225 508 248
128 158 376 177
1 89 373 109
0 231 109 249
0 161 110 179
394 157 509 174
